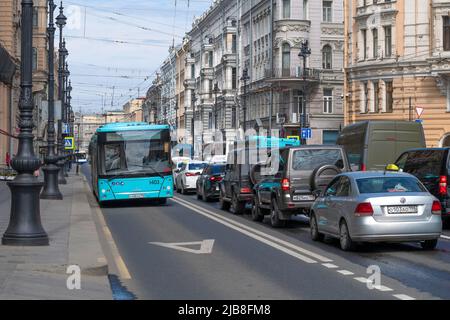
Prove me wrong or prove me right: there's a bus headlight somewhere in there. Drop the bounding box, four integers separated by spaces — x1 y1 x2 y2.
102 189 106 194
167 186 171 190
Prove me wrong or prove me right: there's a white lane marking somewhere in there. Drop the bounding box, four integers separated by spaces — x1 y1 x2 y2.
440 235 450 240
171 198 317 263
322 263 339 269
337 270 354 276
376 286 394 292
149 239 215 255
354 277 394 292
393 294 416 300
354 277 370 284
173 196 332 262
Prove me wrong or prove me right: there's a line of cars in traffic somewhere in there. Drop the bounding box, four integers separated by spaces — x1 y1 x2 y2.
172 121 448 251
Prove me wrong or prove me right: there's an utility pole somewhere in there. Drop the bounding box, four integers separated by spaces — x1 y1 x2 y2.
299 40 311 145
41 0 63 200
2 0 49 246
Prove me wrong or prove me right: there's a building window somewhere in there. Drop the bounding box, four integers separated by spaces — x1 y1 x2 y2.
282 43 291 77
33 7 38 27
384 26 392 57
444 17 450 51
322 45 332 69
373 81 379 112
303 0 309 20
362 82 368 113
191 64 195 78
208 52 213 67
372 28 378 58
232 107 237 128
362 29 367 60
385 80 393 112
293 90 304 118
323 130 339 145
232 67 237 89
32 47 37 71
208 112 213 129
209 79 213 98
232 34 237 53
283 0 290 19
323 1 332 22
323 89 333 114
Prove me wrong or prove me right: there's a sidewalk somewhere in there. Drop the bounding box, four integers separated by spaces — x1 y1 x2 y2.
0 172 112 300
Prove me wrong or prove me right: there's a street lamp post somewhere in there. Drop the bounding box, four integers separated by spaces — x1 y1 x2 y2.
191 90 197 158
41 0 63 200
63 62 70 176
298 40 311 145
2 0 49 246
240 68 250 132
56 3 67 184
66 77 72 173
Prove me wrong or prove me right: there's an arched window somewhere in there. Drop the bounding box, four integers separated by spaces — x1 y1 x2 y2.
322 45 332 69
282 43 291 77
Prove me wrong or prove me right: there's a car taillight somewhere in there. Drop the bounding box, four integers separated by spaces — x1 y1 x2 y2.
186 172 195 177
439 176 447 195
210 176 223 182
281 178 290 191
361 164 366 172
240 187 252 194
432 201 442 215
355 202 374 216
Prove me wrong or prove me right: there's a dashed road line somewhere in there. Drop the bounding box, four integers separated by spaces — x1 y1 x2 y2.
337 270 354 276
322 263 339 269
393 294 416 300
440 235 450 240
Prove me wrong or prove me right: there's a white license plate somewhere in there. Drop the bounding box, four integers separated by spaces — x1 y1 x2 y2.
293 195 315 201
129 194 145 199
387 206 418 214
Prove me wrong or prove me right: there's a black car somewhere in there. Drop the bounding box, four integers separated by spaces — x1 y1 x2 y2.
252 146 351 227
219 147 259 214
395 148 450 226
196 163 226 202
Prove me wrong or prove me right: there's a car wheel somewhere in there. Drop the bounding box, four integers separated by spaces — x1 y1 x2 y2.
181 183 187 195
203 186 210 202
339 220 355 251
196 186 202 200
231 191 245 215
270 198 286 228
219 190 230 211
421 239 438 250
310 213 324 242
251 196 264 222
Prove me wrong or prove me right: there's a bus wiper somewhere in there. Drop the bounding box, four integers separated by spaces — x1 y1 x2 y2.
107 169 146 181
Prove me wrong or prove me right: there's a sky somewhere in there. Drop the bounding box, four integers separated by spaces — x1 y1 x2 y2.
60 0 213 114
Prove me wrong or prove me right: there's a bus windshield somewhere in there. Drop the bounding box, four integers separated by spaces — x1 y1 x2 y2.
102 130 171 176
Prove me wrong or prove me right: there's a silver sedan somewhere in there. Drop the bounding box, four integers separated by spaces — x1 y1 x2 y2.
310 172 442 251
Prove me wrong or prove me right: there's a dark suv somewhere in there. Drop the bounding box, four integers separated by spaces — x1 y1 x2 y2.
219 147 262 214
251 146 351 227
395 148 450 226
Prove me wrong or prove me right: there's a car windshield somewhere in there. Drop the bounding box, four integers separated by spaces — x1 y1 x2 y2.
211 165 226 175
356 177 427 194
402 150 445 179
189 163 207 170
102 130 171 175
292 149 344 171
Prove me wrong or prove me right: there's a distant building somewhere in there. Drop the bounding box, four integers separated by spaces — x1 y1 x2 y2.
123 98 145 122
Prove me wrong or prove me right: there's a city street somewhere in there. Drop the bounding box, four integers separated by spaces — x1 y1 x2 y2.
81 165 450 300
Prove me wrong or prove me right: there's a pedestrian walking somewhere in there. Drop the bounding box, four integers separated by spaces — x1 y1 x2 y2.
5 152 11 168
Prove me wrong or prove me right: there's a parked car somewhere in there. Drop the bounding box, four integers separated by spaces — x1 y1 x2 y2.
251 145 350 227
175 161 208 194
310 171 442 251
172 157 190 188
196 163 226 201
337 121 426 171
395 148 450 226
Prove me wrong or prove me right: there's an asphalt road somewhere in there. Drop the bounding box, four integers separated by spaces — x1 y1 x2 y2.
81 165 450 300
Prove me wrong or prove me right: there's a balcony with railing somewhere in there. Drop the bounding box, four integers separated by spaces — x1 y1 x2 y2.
264 67 321 82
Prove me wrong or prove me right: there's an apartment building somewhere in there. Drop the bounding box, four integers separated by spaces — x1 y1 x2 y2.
160 47 177 129
344 0 450 147
142 76 162 124
175 39 189 143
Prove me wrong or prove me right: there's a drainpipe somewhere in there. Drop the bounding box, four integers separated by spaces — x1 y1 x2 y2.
269 0 274 134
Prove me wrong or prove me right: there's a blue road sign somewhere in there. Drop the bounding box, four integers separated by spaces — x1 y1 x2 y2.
63 123 70 134
301 128 312 140
415 119 424 124
64 137 75 150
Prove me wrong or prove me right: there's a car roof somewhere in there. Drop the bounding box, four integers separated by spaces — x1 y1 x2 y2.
401 147 450 152
340 171 417 179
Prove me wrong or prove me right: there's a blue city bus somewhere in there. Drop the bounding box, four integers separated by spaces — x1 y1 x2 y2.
89 122 173 205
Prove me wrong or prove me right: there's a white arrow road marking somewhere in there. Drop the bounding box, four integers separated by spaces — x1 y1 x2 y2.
149 239 215 255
